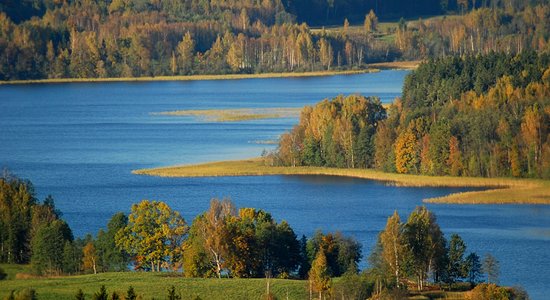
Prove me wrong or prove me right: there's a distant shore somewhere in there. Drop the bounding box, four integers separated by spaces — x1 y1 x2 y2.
366 60 422 70
0 69 378 85
133 158 550 205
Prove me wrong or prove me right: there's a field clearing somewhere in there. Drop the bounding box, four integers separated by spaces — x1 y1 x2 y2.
0 70 375 85
0 268 471 300
133 159 550 204
154 108 302 122
0 271 308 300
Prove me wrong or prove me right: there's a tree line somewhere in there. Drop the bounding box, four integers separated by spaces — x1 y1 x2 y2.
274 52 550 178
393 3 550 60
1 1 549 80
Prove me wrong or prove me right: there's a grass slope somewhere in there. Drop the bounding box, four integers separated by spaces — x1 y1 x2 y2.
0 271 308 300
133 159 550 204
0 70 374 85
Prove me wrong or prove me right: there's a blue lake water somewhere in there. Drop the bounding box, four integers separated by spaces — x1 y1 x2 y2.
1 70 549 299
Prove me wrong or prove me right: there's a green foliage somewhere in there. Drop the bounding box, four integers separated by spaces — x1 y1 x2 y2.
0 267 6 280
75 289 85 300
306 231 362 277
8 288 37 300
31 219 73 275
92 286 107 300
0 174 36 263
277 94 386 169
184 200 303 278
115 200 187 272
166 286 181 300
95 213 129 272
464 252 482 286
465 283 510 300
446 234 467 284
369 207 483 292
389 52 550 179
333 271 373 300
125 286 136 300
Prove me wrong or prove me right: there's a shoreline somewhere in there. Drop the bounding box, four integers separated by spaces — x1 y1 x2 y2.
366 60 422 70
0 69 377 85
132 158 550 205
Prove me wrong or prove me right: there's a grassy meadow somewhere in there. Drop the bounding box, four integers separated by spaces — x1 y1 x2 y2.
0 70 374 85
0 265 469 300
0 271 308 300
133 159 550 204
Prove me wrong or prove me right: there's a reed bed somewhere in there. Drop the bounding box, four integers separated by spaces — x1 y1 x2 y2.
154 108 302 122
133 159 549 204
0 70 374 85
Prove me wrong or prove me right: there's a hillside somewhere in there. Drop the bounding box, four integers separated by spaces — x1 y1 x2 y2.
1 1 549 80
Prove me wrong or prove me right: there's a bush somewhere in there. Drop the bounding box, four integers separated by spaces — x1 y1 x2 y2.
0 267 7 280
465 283 510 300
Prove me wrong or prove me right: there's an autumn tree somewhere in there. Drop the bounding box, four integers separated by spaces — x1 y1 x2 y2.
318 38 333 70
115 200 188 272
379 211 405 288
177 32 195 75
395 127 419 174
521 105 543 176
200 198 235 278
309 249 331 300
364 10 378 33
447 136 464 176
82 242 98 274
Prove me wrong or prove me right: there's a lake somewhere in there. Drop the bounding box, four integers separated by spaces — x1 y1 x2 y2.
1 70 549 299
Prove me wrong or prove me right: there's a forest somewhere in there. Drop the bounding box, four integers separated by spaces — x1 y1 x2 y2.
0 1 549 80
0 173 528 299
274 51 550 179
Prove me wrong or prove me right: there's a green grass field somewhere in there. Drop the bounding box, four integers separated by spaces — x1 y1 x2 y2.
0 271 308 300
0 266 470 300
133 159 550 205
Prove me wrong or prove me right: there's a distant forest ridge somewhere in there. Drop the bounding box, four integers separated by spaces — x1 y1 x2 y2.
2 0 548 25
0 0 549 80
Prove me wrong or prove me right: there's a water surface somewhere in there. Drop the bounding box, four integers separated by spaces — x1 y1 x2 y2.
1 70 549 299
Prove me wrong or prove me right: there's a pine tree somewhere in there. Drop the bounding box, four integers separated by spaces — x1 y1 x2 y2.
75 289 85 300
126 286 137 300
167 286 182 300
92 286 107 300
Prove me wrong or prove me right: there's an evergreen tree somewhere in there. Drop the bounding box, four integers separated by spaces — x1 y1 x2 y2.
126 286 137 300
92 286 107 300
75 289 85 300
167 286 182 300
447 234 467 285
464 252 482 287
